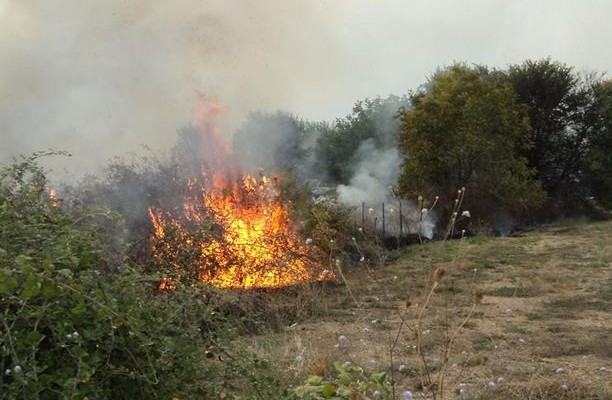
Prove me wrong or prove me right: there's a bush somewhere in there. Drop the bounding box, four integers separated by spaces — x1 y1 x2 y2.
0 154 283 399
290 362 389 400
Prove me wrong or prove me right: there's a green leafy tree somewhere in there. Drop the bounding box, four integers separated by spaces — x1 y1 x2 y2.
316 96 410 183
398 65 544 224
586 79 612 209
507 59 596 213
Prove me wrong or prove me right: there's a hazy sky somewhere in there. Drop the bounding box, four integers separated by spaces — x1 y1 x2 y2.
1 0 610 174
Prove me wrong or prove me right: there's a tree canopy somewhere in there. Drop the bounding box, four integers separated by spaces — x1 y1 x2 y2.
316 96 410 183
507 59 597 213
398 64 544 222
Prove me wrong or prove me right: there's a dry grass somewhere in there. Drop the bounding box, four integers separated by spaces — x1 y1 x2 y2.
240 219 612 398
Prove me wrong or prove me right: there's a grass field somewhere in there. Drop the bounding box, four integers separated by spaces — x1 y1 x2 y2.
243 220 612 398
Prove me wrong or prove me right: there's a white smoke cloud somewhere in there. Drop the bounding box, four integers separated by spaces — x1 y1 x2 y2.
337 140 399 207
336 138 437 239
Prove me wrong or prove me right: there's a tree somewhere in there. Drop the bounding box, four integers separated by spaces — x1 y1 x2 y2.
315 96 410 183
507 59 594 213
398 64 544 224
586 79 612 209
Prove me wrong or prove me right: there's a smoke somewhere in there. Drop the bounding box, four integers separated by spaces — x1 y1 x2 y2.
3 0 610 179
335 139 436 239
0 1 345 176
337 140 399 207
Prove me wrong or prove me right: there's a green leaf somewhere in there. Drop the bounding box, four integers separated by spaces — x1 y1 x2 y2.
0 271 18 294
21 275 41 299
370 371 386 385
71 300 87 315
15 254 32 268
320 384 336 397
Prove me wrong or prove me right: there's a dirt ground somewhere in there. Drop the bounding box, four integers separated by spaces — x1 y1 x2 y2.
242 220 612 398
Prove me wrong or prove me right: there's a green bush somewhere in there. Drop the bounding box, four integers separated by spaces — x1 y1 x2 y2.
290 363 390 400
0 154 283 399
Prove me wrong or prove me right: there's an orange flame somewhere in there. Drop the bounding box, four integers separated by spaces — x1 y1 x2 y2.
48 188 61 208
148 98 331 290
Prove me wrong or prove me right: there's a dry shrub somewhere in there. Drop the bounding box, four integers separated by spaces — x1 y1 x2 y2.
307 356 332 378
205 281 335 334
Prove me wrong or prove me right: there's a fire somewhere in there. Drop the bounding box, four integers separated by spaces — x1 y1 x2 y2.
47 188 61 208
148 97 331 290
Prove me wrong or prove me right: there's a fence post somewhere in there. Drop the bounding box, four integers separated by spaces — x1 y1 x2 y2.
361 202 365 232
382 202 386 238
399 201 403 238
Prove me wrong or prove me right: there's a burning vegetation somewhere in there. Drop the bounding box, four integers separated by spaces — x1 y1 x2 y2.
147 98 331 290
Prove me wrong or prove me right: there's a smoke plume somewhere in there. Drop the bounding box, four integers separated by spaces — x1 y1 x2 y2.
0 1 344 175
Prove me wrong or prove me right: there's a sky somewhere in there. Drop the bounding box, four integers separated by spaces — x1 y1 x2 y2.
1 0 611 175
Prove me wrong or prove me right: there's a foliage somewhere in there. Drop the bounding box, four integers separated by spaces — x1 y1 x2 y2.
0 155 284 399
290 362 389 400
397 64 544 223
64 152 192 261
316 96 410 184
281 176 382 264
586 79 612 210
507 59 600 214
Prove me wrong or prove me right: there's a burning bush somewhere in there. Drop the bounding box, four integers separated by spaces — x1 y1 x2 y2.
0 155 287 399
145 97 334 290
148 170 331 289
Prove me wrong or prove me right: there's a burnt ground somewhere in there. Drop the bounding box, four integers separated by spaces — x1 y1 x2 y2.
241 219 612 398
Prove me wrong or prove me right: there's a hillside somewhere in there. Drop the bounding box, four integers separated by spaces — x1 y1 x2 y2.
245 220 612 398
